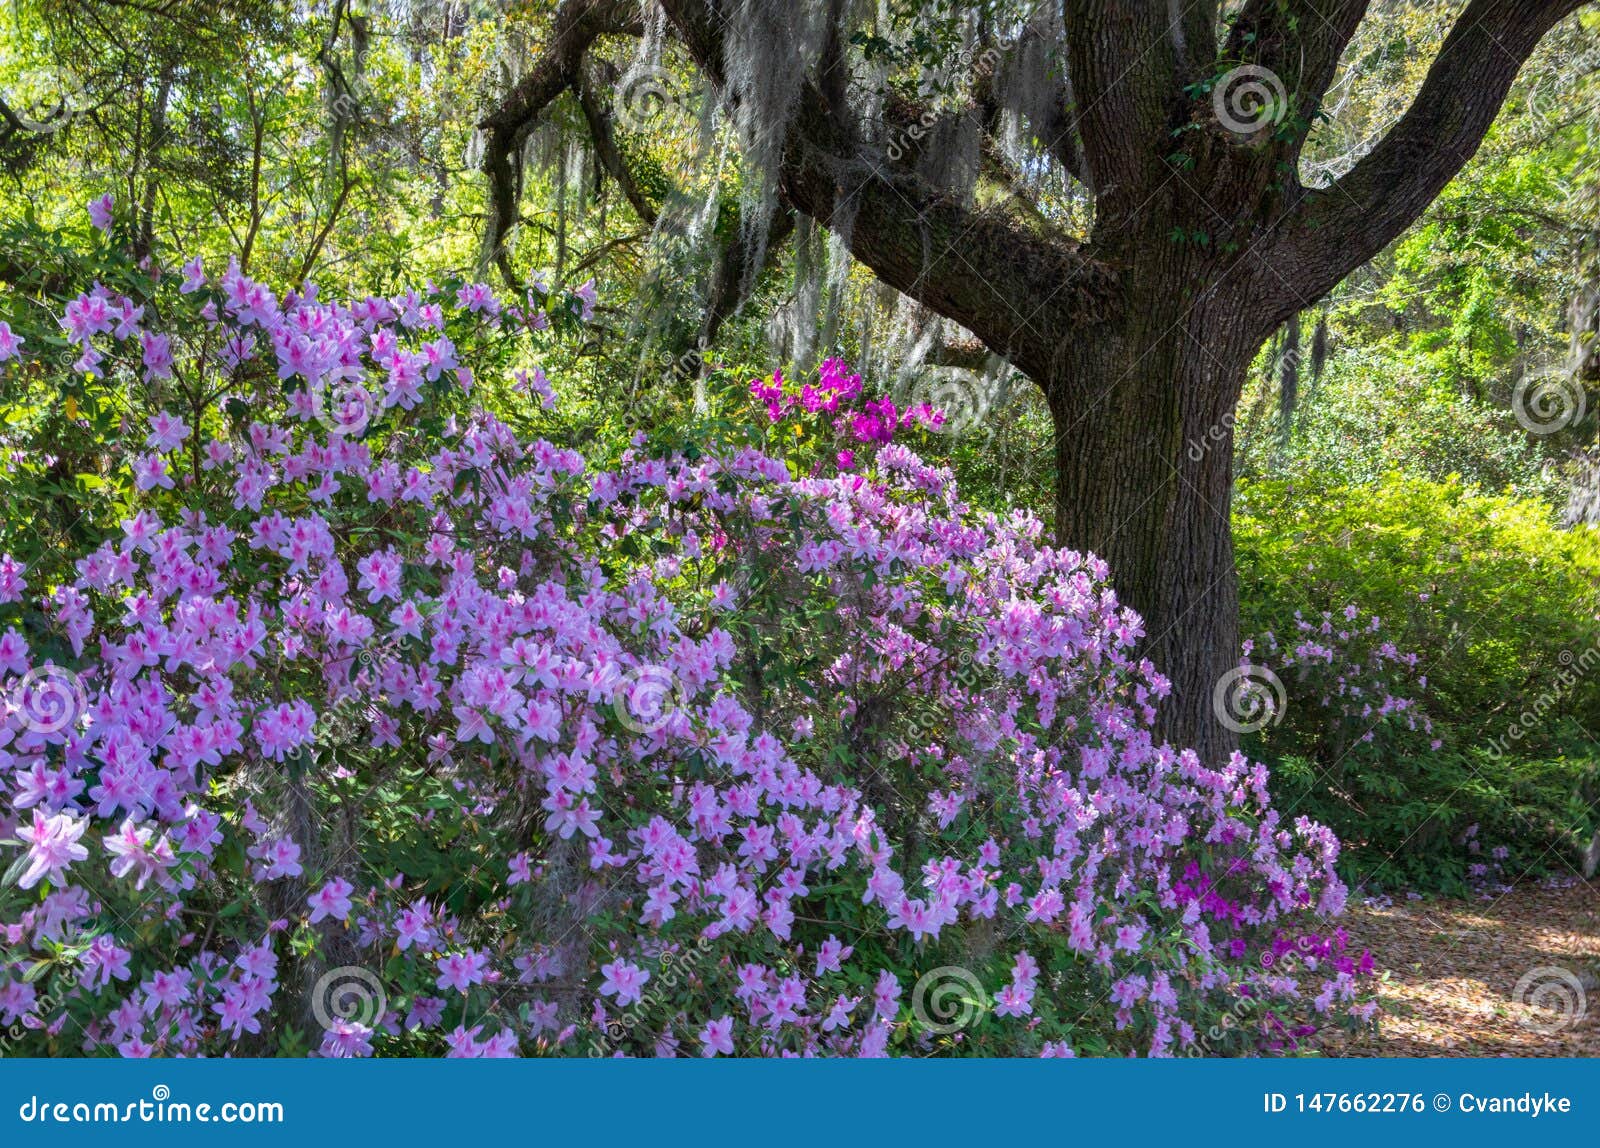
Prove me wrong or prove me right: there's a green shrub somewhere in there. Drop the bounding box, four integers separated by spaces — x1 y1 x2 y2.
1234 472 1600 889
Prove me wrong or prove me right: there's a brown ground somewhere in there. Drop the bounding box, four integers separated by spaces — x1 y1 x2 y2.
1330 877 1600 1057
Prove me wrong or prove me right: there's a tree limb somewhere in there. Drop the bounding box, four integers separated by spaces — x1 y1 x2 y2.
658 0 1114 382
1220 0 1371 148
1062 0 1182 228
1274 0 1591 308
478 0 643 284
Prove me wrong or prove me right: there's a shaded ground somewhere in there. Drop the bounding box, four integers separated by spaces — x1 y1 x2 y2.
1332 878 1600 1057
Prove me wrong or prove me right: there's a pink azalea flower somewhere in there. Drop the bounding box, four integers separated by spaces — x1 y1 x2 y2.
0 321 25 362
306 877 355 924
599 959 649 1007
699 1015 734 1057
88 193 114 234
16 809 89 889
436 950 490 993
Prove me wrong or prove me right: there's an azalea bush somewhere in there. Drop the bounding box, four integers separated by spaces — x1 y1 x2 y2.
0 202 1373 1058
1236 474 1600 889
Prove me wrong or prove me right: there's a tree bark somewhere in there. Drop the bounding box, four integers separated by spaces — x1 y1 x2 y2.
1047 246 1265 758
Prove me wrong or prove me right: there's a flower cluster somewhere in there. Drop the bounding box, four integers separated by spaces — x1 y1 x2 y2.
749 358 942 470
1246 603 1438 754
0 209 1370 1058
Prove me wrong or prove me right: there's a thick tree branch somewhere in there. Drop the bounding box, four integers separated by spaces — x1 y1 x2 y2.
477 0 641 137
658 0 1115 383
1028 83 1090 189
1063 0 1182 227
1221 0 1371 145
478 0 642 283
481 4 793 351
979 134 1059 230
1274 0 1591 308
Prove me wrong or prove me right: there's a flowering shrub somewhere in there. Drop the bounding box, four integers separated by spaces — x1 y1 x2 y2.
1236 475 1600 889
0 202 1372 1057
1236 605 1437 757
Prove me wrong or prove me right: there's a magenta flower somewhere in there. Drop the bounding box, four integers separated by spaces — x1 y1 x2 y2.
994 982 1033 1018
394 903 435 951
257 837 303 880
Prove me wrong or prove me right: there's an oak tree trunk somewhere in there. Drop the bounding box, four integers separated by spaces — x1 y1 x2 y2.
1048 261 1264 760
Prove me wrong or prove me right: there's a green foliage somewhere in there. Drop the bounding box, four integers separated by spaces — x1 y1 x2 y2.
1238 347 1568 504
1385 152 1576 387
1235 472 1600 889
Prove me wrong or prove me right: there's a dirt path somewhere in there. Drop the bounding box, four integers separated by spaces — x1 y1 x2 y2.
1331 877 1600 1057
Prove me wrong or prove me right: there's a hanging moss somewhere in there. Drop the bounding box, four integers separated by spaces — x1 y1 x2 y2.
722 0 830 281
